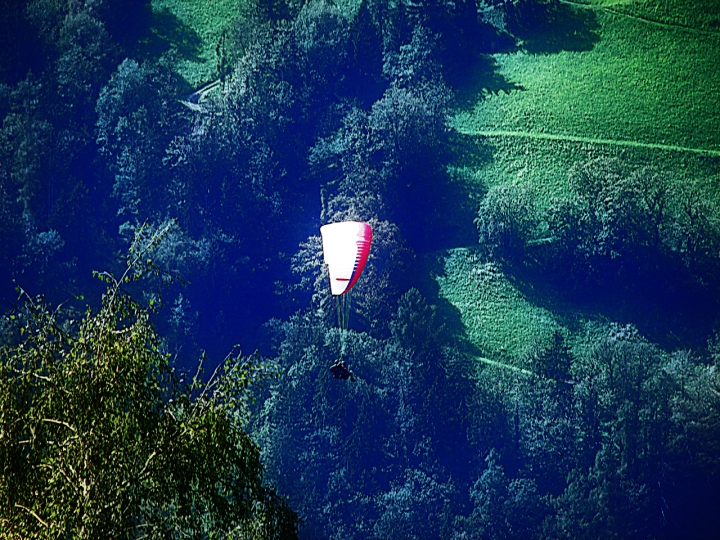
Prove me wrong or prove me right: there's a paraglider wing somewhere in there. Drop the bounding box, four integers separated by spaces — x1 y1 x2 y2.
320 221 372 296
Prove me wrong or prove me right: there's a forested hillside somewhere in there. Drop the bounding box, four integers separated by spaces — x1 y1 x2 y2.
2 0 720 538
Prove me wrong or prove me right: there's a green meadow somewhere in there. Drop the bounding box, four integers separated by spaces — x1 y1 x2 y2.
440 0 720 363
454 6 720 152
434 248 561 367
150 0 239 85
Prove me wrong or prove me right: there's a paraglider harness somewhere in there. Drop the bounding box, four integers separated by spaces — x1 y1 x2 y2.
330 358 355 382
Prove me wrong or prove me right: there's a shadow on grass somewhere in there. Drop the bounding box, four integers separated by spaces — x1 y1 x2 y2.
501 253 720 351
111 3 204 65
509 2 601 54
415 250 487 362
442 27 518 104
452 54 526 111
389 128 491 258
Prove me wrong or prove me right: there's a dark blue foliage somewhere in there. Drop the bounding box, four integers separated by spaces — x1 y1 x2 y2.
2 1 720 539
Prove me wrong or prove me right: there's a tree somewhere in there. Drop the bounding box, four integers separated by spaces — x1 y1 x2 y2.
249 313 401 539
475 182 539 264
549 443 654 540
628 166 672 252
372 467 454 540
0 238 298 539
95 58 186 220
463 448 546 540
530 330 572 384
565 157 640 264
670 180 720 280
389 289 471 466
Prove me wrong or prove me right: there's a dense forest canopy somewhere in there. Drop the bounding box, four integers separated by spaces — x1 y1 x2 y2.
2 0 720 538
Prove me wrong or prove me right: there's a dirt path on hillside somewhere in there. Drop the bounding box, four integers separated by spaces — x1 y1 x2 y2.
476 356 534 375
560 0 720 38
468 129 720 157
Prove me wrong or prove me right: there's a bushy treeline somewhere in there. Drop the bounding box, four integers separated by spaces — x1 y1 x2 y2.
466 157 720 538
257 240 720 539
0 237 298 539
250 287 472 539
476 157 720 343
463 326 720 540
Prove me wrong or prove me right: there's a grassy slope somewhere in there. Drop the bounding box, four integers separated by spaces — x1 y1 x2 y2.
150 0 240 86
438 0 720 366
453 3 720 196
435 248 561 370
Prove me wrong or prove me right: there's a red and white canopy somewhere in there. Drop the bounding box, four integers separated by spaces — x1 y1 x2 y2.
320 221 373 296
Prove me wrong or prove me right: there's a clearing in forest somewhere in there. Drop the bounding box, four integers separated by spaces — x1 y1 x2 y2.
149 0 239 85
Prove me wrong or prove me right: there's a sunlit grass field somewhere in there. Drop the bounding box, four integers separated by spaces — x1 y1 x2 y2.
150 0 239 85
453 8 720 160
435 248 561 366
441 0 720 363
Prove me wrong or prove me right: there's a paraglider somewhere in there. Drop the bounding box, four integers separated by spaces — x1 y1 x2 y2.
320 221 372 295
329 359 355 382
320 221 372 380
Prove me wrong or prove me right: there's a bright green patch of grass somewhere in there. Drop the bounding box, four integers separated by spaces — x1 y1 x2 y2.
151 0 240 85
454 8 720 155
435 248 561 368
452 2 720 202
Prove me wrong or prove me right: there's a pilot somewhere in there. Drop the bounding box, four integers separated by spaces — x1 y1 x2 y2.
329 359 355 382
